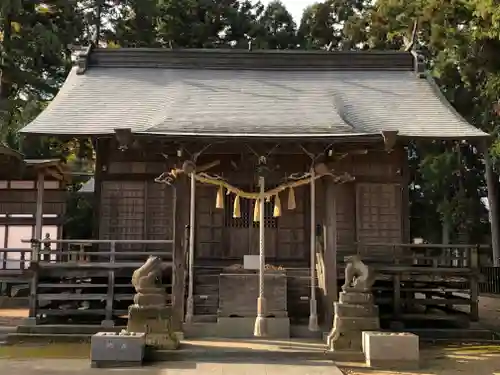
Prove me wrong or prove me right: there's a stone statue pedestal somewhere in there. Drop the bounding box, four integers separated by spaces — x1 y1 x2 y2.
328 289 380 352
127 305 179 350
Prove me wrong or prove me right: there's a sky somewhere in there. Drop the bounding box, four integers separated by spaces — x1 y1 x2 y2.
257 0 315 23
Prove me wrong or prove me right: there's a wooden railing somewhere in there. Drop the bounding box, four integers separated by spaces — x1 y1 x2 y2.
0 248 32 271
352 243 487 269
9 238 175 325
1 240 491 326
25 238 174 266
341 243 485 324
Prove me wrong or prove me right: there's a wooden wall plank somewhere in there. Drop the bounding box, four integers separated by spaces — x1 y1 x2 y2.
355 183 403 250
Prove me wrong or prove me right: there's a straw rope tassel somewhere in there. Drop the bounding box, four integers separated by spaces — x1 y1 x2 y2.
273 194 282 217
288 187 296 210
308 168 319 331
253 198 260 222
233 195 241 218
254 175 267 337
215 185 224 209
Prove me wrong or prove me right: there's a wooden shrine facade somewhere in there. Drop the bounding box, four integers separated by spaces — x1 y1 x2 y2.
95 138 407 264
18 47 491 331
88 135 408 325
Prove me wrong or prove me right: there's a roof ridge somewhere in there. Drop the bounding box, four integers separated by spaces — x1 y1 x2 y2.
75 47 416 73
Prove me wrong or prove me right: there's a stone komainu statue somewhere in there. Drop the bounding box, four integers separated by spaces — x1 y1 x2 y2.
341 254 375 292
326 255 377 350
131 256 165 307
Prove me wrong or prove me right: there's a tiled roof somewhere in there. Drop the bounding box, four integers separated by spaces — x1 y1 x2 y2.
20 48 488 139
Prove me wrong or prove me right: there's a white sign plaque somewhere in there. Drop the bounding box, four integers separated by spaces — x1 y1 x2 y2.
243 255 260 270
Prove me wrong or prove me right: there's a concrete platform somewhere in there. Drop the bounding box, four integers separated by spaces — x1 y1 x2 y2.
216 317 290 338
147 338 364 362
0 358 345 375
183 321 321 339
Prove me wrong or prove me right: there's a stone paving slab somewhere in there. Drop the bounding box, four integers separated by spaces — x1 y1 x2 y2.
0 359 344 375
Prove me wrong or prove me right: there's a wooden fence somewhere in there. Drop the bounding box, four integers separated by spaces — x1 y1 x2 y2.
480 267 500 295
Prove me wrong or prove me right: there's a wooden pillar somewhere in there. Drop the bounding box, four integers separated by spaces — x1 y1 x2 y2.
483 141 500 266
400 145 411 243
308 168 319 331
102 241 115 327
323 178 338 328
34 170 44 243
29 170 44 321
171 176 189 332
470 245 479 322
185 174 196 323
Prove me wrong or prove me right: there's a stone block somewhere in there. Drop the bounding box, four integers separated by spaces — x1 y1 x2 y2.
90 332 145 368
101 319 115 328
216 317 290 338
218 273 287 317
339 292 373 305
335 316 380 331
335 303 378 317
127 305 179 350
22 317 38 326
330 332 363 352
363 331 419 370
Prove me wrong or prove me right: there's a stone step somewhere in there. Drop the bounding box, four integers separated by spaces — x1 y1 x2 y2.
0 315 26 327
16 324 124 335
0 326 16 344
6 333 93 344
334 316 380 331
339 292 374 304
335 303 378 317
147 342 364 363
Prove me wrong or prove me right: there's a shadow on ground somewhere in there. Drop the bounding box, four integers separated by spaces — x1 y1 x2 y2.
339 345 500 375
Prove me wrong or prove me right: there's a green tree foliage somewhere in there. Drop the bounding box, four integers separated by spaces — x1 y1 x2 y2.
359 0 494 243
0 0 498 244
298 0 369 50
0 1 86 144
255 1 297 49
